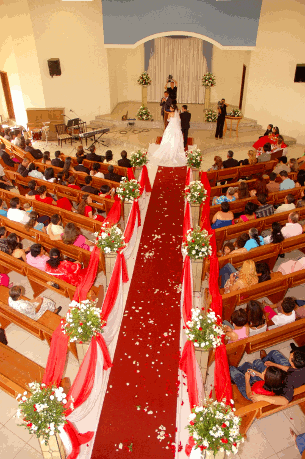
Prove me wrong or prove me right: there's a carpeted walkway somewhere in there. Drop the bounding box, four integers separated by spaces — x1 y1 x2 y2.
91 166 187 458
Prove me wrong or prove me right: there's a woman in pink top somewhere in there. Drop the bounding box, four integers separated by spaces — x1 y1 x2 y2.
224 309 249 343
277 257 305 275
48 222 94 251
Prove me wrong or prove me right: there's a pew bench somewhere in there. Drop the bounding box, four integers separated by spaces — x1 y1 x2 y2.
206 160 278 186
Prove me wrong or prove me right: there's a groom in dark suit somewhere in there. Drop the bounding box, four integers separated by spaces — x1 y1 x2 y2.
180 105 191 149
160 91 172 129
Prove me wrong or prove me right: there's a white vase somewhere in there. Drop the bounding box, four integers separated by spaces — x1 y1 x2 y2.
191 258 203 293
76 341 90 365
123 200 133 228
104 251 117 287
142 86 148 107
194 348 209 385
134 166 142 181
192 168 200 182
39 433 66 459
190 203 201 228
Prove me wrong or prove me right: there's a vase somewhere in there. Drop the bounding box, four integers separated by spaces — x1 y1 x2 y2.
204 87 211 111
192 168 200 182
190 447 226 459
123 200 133 228
190 203 201 228
142 86 148 107
134 166 142 181
76 341 90 365
39 433 66 459
194 348 209 386
104 251 117 287
191 258 203 293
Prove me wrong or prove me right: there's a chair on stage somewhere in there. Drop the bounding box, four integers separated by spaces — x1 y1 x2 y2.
55 123 72 147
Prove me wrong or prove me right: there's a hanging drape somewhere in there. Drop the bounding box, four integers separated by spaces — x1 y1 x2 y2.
147 37 207 104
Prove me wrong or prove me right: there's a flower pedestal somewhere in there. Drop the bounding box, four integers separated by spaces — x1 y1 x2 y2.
142 86 148 107
191 168 200 182
191 449 225 459
194 348 209 386
204 87 211 111
39 433 66 459
76 341 90 365
123 200 133 228
191 258 203 292
190 203 201 228
105 252 117 288
134 166 142 181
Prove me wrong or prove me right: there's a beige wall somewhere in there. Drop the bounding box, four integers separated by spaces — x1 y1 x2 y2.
245 0 305 143
107 46 144 112
211 46 252 109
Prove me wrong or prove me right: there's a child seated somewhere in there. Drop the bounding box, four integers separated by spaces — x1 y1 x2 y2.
23 202 33 214
218 241 235 257
223 309 249 343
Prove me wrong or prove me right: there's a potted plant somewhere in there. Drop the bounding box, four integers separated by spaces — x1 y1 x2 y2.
185 309 224 384
137 71 152 107
202 73 216 110
184 181 207 227
62 299 105 364
228 108 242 117
116 177 141 224
95 223 125 286
16 382 69 459
186 149 202 181
182 227 212 292
186 398 243 458
130 149 148 180
137 105 153 121
205 109 217 123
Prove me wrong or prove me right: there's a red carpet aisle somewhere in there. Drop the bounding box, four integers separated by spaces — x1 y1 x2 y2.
91 166 187 459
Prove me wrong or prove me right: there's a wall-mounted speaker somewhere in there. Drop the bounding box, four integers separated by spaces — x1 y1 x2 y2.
47 58 61 78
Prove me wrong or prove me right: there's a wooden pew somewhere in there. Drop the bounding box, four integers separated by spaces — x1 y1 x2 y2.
206 160 278 186
0 286 77 358
0 135 37 163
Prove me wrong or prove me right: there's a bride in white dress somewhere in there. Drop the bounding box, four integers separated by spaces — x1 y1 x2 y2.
149 105 187 167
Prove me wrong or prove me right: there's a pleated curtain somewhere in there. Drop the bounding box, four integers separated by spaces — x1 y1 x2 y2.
147 37 207 104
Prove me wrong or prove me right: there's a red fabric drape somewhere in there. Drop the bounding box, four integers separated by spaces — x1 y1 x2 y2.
183 203 191 241
43 325 69 387
73 246 101 302
200 171 211 197
139 165 152 193
64 420 94 459
128 168 135 180
103 200 122 226
185 167 192 186
215 344 233 403
101 252 128 322
182 256 193 325
179 341 199 409
124 200 141 244
95 334 113 370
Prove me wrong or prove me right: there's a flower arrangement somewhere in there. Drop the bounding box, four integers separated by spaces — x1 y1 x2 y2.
62 299 105 343
95 224 125 253
16 383 68 444
137 105 153 120
228 108 242 117
184 181 207 205
185 309 224 349
186 149 202 169
205 109 217 123
202 72 216 87
137 71 151 86
187 398 243 456
116 177 141 201
182 227 212 260
130 149 148 167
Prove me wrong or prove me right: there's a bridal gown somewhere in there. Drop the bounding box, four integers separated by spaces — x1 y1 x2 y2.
149 110 187 167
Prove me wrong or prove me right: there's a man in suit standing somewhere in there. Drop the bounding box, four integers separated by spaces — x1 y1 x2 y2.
160 91 172 129
164 78 178 104
215 98 228 139
118 150 132 168
180 105 191 149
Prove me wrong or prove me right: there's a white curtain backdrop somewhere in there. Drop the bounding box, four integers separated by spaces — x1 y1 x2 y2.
147 37 207 104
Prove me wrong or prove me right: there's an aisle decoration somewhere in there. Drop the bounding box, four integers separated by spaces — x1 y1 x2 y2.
137 71 152 86
184 181 207 227
228 108 242 117
117 177 141 202
186 149 202 170
130 149 148 180
187 399 243 458
182 227 211 260
136 105 152 120
95 223 125 254
202 73 216 88
205 109 217 123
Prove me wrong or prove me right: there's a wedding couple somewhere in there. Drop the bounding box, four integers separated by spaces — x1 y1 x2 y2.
149 104 190 168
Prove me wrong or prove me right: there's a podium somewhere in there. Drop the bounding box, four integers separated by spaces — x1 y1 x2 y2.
223 115 242 138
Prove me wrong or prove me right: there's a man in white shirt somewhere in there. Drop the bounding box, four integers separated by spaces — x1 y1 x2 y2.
12 131 23 147
7 197 30 224
281 212 303 239
273 156 290 175
274 194 296 214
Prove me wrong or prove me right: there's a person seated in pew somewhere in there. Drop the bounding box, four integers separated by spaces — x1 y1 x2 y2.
17 158 33 177
211 201 234 229
281 211 303 238
25 180 39 199
45 248 88 287
27 162 45 179
223 309 249 343
263 222 285 245
274 193 296 214
81 175 99 195
255 193 274 218
208 155 224 172
0 227 11 254
279 170 295 191
104 150 116 165
276 255 305 275
8 285 61 320
297 190 305 208
0 142 16 168
77 194 105 222
257 143 272 163
239 149 257 166
289 158 299 173
43 167 56 183
255 262 271 283
86 145 104 163
264 296 300 328
61 157 75 181
90 163 105 179
24 139 43 160
55 171 67 186
247 300 267 336
76 145 86 159
118 150 132 168
99 185 118 200
104 165 122 183
250 174 268 197
6 233 28 262
67 176 81 190
74 156 90 174
296 170 305 188
244 228 264 251
273 156 290 175
26 243 49 271
46 214 64 238
0 199 7 217
42 151 51 165
220 259 258 292
238 202 257 223
56 197 73 212
23 203 33 214
272 135 288 155
212 186 236 206
266 172 280 194
50 222 94 252
51 151 64 168
237 181 250 199
24 211 46 232
34 185 57 206
218 241 235 257
7 197 30 224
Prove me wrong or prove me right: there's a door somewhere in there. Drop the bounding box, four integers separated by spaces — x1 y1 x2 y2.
0 71 15 120
239 65 246 111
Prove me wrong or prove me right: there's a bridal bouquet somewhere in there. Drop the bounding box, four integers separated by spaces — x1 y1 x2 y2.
130 149 148 167
186 149 202 169
202 72 216 87
184 181 207 205
228 108 242 117
95 223 125 253
187 398 243 456
116 177 141 201
137 105 152 120
137 71 151 86
205 109 217 122
62 299 105 343
16 383 67 444
185 309 224 350
182 227 212 260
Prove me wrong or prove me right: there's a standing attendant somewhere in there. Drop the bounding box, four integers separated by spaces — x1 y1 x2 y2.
160 91 172 129
180 105 191 150
164 78 178 104
215 98 228 140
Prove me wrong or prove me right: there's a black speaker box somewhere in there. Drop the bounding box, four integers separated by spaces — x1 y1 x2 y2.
48 58 61 77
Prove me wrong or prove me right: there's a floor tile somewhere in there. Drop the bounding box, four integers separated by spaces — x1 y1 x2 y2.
5 324 31 347
5 416 33 443
27 435 42 453
15 336 50 367
0 390 19 424
277 445 301 459
15 443 43 459
0 425 26 458
284 405 305 435
233 422 276 459
256 411 296 453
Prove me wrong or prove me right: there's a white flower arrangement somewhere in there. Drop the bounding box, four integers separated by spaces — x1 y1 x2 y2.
186 149 202 169
62 299 105 343
137 105 153 120
95 223 125 253
185 309 224 350
137 71 152 86
184 180 207 205
205 109 217 122
16 383 67 444
187 398 243 456
182 227 212 260
228 108 242 117
130 149 148 167
202 72 216 87
116 177 141 201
